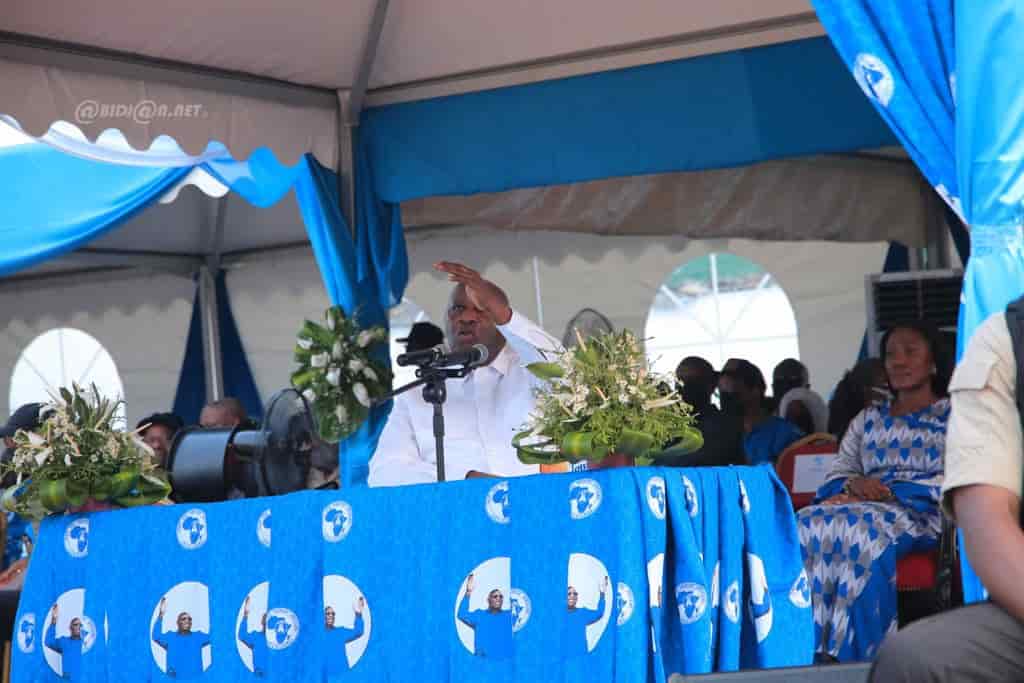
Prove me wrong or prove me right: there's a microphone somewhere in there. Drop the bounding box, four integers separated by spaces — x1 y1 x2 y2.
396 344 445 367
395 343 489 368
437 343 489 368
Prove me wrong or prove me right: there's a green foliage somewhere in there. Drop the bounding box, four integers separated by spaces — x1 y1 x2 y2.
0 383 170 519
291 306 392 443
517 330 703 464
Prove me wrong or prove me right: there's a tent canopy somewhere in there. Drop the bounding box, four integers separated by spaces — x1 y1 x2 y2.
1 1 823 164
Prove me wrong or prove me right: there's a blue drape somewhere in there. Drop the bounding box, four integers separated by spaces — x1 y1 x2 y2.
12 467 812 681
293 155 394 487
359 37 895 204
0 143 191 275
172 272 264 425
813 0 1024 604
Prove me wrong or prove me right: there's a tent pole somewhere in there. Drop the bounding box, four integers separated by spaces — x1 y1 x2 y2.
198 265 224 403
335 0 390 237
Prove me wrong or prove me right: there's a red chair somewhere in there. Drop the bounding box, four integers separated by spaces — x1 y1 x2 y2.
776 435 958 623
775 433 838 510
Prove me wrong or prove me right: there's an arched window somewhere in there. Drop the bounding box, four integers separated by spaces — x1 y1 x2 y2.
644 253 800 388
389 298 434 388
9 328 126 424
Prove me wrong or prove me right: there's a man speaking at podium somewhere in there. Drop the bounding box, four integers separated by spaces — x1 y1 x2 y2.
369 262 560 486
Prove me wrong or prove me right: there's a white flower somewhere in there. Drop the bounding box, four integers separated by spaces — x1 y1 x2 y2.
335 404 348 424
353 383 371 408
618 393 629 404
332 341 344 359
26 432 44 446
33 449 52 466
362 367 378 382
325 367 341 387
64 454 72 466
311 353 329 368
357 330 375 348
297 338 313 350
302 388 316 403
348 359 365 373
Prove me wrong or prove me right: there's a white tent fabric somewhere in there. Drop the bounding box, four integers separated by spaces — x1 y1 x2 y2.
0 1 821 162
0 228 885 425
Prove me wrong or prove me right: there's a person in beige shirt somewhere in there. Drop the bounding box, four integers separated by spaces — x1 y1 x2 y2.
871 312 1024 681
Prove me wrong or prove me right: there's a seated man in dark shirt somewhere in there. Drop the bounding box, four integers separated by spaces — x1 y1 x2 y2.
656 357 745 467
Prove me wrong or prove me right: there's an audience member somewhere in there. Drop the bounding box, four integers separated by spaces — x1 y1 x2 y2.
0 403 43 569
719 359 803 466
772 358 830 435
778 388 829 435
199 398 252 429
397 322 444 353
870 311 1024 681
656 357 744 467
772 358 809 399
136 413 184 468
797 321 952 662
827 358 888 441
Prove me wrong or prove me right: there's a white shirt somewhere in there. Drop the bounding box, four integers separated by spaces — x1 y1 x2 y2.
368 310 561 486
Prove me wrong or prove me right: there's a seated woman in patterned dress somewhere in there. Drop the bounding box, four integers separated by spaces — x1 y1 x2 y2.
797 321 952 662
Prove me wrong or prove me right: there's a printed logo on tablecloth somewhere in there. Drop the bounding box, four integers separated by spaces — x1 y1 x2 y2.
675 582 708 625
265 609 300 650
150 581 213 676
64 518 89 558
257 509 272 548
485 481 511 525
176 508 208 550
681 475 699 517
454 557 513 659
790 569 812 609
510 589 531 632
724 581 740 623
323 574 371 670
567 553 613 654
747 553 774 643
16 613 35 653
44 589 101 679
569 478 602 520
322 500 353 543
853 53 895 107
645 476 666 520
615 583 635 626
738 480 750 514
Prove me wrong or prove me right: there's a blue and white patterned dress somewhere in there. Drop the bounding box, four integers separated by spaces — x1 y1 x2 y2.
796 398 949 661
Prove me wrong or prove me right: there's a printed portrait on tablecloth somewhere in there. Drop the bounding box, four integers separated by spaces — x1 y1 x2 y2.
150 581 212 678
42 588 100 681
565 553 613 656
323 575 371 672
453 557 516 659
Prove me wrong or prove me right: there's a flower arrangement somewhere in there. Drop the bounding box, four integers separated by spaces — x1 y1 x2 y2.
0 384 171 520
291 306 392 443
514 330 703 466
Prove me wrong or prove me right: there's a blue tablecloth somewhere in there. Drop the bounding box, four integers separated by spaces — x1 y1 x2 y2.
11 466 812 681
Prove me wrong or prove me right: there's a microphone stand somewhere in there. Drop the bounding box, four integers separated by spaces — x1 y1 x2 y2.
373 363 476 482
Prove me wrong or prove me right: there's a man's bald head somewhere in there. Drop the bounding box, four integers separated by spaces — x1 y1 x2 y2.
199 398 248 429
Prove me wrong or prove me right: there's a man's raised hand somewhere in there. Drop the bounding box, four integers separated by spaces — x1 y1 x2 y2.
435 262 512 325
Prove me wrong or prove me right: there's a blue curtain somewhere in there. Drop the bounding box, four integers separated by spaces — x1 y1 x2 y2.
294 155 394 487
360 37 895 204
172 272 264 426
813 0 1024 603
0 143 191 274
